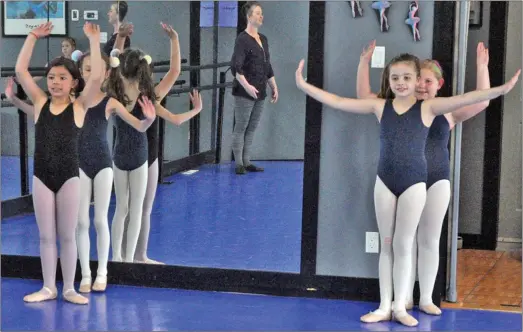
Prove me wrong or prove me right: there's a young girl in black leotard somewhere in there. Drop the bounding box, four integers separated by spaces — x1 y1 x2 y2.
113 22 203 264
74 50 156 293
295 57 519 326
356 41 491 318
13 22 106 305
105 44 164 263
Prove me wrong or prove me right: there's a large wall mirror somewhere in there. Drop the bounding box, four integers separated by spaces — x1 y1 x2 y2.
1 1 307 276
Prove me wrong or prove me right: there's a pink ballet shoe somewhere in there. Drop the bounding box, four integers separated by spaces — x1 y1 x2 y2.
23 286 58 303
360 309 392 323
392 310 418 327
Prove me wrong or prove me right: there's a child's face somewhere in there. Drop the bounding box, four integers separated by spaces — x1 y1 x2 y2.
388 62 419 98
80 56 108 82
47 65 77 98
61 41 74 58
416 68 442 100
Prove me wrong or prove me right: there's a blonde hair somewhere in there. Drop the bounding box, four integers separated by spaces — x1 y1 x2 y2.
421 59 443 81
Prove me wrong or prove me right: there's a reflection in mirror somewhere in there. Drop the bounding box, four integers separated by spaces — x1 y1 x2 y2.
1 1 306 280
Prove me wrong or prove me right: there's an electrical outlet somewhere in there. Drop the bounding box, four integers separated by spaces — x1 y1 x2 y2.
365 232 379 253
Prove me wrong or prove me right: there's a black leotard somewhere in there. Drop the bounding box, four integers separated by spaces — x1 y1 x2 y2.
78 96 111 179
34 100 80 193
377 99 430 197
146 116 159 167
112 98 148 171
426 115 451 189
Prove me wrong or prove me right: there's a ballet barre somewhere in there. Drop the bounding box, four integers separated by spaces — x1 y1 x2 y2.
0 58 188 77
0 79 187 108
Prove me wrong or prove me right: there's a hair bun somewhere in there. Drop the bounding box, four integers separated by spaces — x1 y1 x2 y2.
142 54 152 65
110 49 121 58
110 56 120 68
71 50 83 62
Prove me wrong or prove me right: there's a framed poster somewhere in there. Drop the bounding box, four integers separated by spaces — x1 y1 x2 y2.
469 1 483 29
2 1 68 37
200 1 238 28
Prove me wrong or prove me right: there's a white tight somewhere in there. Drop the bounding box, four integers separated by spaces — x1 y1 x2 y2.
122 159 159 262
407 180 451 306
111 162 148 263
135 159 159 261
76 168 113 280
374 176 426 314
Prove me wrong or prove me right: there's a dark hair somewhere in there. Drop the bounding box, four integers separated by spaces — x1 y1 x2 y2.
116 1 128 22
106 48 157 106
77 51 111 72
62 37 76 48
243 1 261 19
44 56 84 98
377 53 421 99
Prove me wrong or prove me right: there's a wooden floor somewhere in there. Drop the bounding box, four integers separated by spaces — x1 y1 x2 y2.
442 249 522 312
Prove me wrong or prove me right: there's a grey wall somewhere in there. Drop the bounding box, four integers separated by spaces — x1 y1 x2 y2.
219 1 308 162
316 1 435 278
1 1 192 163
498 1 522 240
458 3 490 235
1 1 307 171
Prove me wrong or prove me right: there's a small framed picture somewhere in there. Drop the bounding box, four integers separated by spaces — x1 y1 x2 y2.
469 1 483 29
2 1 68 38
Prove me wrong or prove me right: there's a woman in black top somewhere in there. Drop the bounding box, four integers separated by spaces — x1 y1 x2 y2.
104 1 131 55
230 1 278 175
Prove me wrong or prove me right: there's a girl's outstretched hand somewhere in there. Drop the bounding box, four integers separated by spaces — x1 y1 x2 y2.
476 42 489 67
160 22 178 40
5 77 16 101
137 96 156 121
360 40 376 63
30 22 53 39
500 70 521 95
83 22 101 39
295 59 307 89
189 89 202 112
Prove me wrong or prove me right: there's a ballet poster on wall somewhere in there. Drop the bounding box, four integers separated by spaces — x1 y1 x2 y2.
200 1 238 28
2 1 68 37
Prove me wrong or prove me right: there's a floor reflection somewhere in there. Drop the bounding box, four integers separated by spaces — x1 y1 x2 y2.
2 161 303 273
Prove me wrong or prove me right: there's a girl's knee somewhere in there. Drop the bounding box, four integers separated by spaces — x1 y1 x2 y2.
59 233 76 245
417 235 439 252
115 203 129 217
39 233 56 245
93 217 109 231
77 217 90 231
380 236 393 254
393 235 416 256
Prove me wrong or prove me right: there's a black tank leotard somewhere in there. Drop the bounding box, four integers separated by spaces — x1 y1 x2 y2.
377 99 430 197
112 98 148 171
146 116 159 167
34 100 80 193
426 115 451 189
78 96 111 179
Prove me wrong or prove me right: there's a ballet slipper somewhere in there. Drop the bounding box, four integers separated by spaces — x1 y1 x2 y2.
92 276 107 292
360 308 392 323
79 277 92 293
419 303 442 316
134 258 165 265
392 310 418 327
63 289 89 305
23 286 58 303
